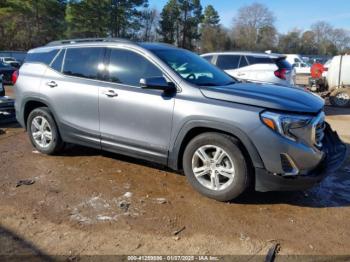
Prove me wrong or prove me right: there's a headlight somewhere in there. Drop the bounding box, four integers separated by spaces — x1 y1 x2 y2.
260 111 312 141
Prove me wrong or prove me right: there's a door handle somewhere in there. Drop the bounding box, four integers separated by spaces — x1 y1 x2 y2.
46 81 57 88
237 72 246 76
104 89 118 97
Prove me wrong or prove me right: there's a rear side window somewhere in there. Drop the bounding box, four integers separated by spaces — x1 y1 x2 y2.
107 49 163 86
239 56 248 67
25 49 59 65
246 56 273 65
63 47 105 80
50 49 64 72
202 55 213 63
276 59 292 69
216 55 240 70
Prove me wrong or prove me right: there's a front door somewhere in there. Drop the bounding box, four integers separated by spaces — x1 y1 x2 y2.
98 48 175 164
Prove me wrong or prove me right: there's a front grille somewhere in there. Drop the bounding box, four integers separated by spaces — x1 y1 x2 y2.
314 115 325 149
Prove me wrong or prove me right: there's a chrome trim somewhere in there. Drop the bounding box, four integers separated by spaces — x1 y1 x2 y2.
281 153 299 176
311 111 325 149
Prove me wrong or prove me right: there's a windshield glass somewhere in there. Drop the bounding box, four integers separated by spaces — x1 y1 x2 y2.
152 49 235 86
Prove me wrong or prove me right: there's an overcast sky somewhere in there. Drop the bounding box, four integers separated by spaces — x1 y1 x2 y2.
148 0 350 32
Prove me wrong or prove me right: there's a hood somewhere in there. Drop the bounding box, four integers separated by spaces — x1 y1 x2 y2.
200 83 324 114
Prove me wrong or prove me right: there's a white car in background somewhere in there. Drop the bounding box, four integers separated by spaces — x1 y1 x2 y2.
201 52 295 86
285 54 311 74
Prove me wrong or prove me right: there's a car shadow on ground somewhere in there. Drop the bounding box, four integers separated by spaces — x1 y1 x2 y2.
58 142 350 209
324 105 350 116
0 224 52 261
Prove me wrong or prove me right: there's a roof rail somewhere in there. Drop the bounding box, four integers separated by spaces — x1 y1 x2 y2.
46 37 133 46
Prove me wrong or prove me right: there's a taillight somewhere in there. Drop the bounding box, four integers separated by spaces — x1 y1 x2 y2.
12 70 19 84
274 68 287 80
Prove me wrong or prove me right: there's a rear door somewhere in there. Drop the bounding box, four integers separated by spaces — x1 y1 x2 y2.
41 46 106 148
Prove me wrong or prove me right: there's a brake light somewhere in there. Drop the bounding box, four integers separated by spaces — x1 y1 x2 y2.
274 68 287 80
12 70 19 84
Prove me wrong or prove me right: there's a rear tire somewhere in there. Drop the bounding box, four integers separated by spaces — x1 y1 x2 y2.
329 88 350 107
183 132 249 201
27 107 64 155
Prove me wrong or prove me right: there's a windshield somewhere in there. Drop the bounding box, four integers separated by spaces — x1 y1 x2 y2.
152 49 236 86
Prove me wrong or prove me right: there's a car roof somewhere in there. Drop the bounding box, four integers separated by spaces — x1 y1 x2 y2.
201 51 286 59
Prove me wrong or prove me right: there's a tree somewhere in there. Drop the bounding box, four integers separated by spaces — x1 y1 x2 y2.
202 4 219 26
66 0 109 38
178 0 202 50
200 5 231 53
277 29 302 54
158 0 180 44
0 0 66 50
109 0 148 38
139 8 159 41
231 3 277 51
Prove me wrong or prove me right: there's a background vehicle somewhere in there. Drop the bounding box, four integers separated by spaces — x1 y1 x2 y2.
327 55 350 107
0 57 20 68
0 62 16 84
0 51 27 64
201 52 295 86
14 38 346 201
285 54 311 74
0 74 4 96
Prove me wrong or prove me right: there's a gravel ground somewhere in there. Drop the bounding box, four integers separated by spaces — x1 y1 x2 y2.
1 86 350 259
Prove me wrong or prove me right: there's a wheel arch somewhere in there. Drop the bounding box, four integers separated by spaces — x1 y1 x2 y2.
168 120 264 171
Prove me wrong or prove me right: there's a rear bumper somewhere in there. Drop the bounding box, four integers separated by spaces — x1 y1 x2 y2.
255 123 347 192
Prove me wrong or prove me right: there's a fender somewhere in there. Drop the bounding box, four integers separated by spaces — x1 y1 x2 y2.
19 96 60 129
167 119 264 170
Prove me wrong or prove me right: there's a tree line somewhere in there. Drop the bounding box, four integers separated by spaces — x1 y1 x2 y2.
0 0 349 56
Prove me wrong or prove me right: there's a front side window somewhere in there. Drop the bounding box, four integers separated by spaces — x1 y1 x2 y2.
216 55 240 70
107 49 163 86
63 47 105 80
202 55 213 63
152 49 235 87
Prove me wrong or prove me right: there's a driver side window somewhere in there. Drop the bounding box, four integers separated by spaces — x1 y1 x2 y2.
107 49 163 87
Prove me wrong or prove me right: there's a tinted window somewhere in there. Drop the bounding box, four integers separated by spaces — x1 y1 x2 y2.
216 55 240 70
239 56 248 67
63 48 105 80
25 49 59 65
276 59 292 69
50 49 64 72
246 56 273 65
108 49 163 86
152 49 236 87
202 55 213 63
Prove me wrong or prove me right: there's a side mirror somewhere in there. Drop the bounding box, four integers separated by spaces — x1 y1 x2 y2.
140 77 176 93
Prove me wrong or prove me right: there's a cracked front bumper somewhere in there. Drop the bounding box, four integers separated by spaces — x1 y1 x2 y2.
255 123 348 192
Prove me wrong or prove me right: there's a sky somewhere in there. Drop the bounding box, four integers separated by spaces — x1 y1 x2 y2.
148 0 350 32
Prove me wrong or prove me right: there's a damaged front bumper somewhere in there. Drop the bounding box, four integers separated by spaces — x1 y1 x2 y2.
0 97 16 124
255 123 348 192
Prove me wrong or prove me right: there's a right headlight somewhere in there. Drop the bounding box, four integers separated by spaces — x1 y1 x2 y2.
260 111 312 141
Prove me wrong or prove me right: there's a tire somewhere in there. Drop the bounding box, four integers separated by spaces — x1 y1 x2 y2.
183 132 249 201
27 107 64 155
329 88 350 107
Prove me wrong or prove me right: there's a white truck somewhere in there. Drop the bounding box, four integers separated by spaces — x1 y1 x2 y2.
285 54 311 74
326 55 350 107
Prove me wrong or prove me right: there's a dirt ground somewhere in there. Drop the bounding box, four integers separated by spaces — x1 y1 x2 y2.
1 85 350 260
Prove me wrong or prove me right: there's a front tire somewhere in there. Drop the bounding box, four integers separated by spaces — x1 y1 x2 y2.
27 107 64 155
183 132 249 201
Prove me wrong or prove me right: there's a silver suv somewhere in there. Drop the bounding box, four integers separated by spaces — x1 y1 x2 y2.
14 38 346 201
